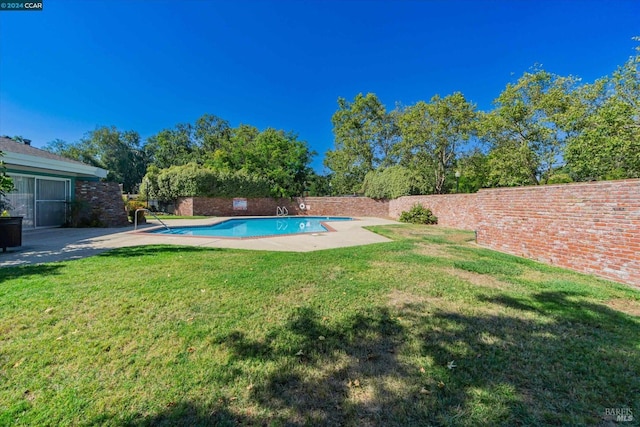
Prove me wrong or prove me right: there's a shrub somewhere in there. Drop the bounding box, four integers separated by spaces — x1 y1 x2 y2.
546 173 573 184
399 203 438 225
126 199 147 223
142 164 273 202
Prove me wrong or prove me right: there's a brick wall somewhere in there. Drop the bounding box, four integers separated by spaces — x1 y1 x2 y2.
475 180 640 287
176 196 390 218
301 197 390 217
390 194 479 230
75 181 129 227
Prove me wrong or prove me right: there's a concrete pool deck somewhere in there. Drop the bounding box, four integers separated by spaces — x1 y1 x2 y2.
0 217 399 267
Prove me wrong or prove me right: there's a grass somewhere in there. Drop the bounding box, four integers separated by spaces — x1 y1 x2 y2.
1 225 639 426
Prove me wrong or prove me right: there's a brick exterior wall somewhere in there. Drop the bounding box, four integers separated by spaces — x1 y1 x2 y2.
475 180 640 287
389 194 479 230
176 196 391 218
75 181 129 227
301 197 390 217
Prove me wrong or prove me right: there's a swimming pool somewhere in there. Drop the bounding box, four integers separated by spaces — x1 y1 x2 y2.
147 216 353 238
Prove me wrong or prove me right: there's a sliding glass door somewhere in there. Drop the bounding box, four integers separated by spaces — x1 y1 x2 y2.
5 175 71 227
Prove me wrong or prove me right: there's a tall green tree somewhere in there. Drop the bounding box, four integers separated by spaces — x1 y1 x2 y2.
84 127 147 193
455 148 490 193
481 68 580 186
145 113 232 169
205 124 261 171
44 127 148 193
241 128 314 198
145 124 198 169
362 165 425 199
203 126 314 198
324 93 399 194
565 44 640 180
397 93 477 194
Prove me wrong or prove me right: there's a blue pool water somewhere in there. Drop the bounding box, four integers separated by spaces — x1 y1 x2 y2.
147 216 353 238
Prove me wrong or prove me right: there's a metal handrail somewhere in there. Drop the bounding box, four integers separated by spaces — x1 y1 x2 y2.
276 206 288 216
134 208 171 231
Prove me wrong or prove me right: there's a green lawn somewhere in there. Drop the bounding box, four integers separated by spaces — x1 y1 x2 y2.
1 225 638 426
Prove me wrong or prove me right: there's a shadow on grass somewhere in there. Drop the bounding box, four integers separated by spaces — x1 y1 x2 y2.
412 291 640 425
0 263 64 283
217 307 411 426
95 245 227 259
90 401 251 427
105 292 638 426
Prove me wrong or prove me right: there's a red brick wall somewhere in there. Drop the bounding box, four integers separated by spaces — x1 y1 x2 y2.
389 194 479 230
75 181 129 227
475 180 640 287
301 197 390 217
176 196 390 218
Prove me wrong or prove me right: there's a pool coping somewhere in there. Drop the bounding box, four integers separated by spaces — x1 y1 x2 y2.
135 216 351 240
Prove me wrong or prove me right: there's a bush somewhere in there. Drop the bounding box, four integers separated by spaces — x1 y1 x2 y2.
126 200 147 223
142 164 273 202
399 203 438 225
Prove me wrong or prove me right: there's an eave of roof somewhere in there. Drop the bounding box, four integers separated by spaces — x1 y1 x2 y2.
3 151 108 178
0 137 108 178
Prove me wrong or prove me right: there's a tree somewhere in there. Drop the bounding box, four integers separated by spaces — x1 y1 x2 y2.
455 149 490 193
200 125 313 198
44 127 148 193
145 124 198 169
324 93 399 194
397 93 477 194
362 165 425 199
146 114 233 169
565 44 640 180
82 127 148 193
241 128 314 198
194 113 232 154
43 139 93 164
0 151 14 212
205 124 261 171
481 68 580 186
306 173 332 196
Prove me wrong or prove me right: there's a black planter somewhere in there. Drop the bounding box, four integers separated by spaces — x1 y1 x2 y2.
0 216 23 252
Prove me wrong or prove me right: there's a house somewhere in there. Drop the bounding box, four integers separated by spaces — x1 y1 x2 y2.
0 136 110 228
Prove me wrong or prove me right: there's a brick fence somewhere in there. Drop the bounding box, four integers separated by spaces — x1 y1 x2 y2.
392 180 640 287
389 194 479 230
474 180 640 287
176 196 390 218
75 181 129 227
176 179 640 287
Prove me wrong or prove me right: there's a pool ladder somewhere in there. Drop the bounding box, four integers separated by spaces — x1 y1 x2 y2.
134 208 171 232
276 206 288 216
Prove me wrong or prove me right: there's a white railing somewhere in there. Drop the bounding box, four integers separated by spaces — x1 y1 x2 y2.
276 206 288 216
134 208 171 231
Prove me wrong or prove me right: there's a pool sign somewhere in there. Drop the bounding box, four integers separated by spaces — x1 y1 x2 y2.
233 198 247 211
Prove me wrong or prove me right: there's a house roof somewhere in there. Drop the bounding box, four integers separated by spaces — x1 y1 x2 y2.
0 136 108 178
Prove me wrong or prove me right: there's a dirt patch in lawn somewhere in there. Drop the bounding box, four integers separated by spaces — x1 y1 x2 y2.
413 244 457 259
443 267 512 290
605 298 640 317
387 289 443 310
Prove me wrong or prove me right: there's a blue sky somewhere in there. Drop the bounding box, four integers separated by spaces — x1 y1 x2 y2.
1 0 638 171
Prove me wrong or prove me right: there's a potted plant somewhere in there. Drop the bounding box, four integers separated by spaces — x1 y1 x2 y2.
0 151 22 252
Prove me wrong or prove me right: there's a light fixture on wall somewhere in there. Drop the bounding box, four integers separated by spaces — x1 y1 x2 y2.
455 171 461 193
